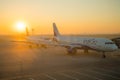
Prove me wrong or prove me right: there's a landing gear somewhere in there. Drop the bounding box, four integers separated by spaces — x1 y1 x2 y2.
36 44 47 49
102 52 106 58
41 44 47 48
29 44 39 48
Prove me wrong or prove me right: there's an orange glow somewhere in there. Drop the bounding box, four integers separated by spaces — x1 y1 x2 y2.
15 21 26 33
0 1 120 35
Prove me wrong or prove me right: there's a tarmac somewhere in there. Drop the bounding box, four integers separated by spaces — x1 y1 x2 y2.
0 40 120 80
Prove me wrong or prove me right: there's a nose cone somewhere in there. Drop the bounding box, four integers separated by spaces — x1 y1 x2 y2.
112 45 118 51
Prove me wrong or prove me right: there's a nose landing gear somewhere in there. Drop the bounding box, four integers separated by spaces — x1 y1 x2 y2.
102 52 106 58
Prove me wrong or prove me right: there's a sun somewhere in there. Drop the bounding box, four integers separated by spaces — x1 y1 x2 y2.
16 21 26 32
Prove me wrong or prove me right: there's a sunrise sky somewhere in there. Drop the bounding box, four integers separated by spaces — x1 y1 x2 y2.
0 0 120 35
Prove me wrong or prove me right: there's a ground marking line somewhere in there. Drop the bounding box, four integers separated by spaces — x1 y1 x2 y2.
71 71 103 80
59 72 79 80
93 67 120 75
28 78 34 80
85 69 120 80
43 74 57 80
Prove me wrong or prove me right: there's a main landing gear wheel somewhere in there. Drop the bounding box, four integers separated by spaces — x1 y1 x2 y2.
102 52 106 58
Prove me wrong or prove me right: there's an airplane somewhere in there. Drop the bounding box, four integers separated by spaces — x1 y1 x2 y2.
112 37 120 49
26 35 55 48
52 23 118 58
11 27 55 48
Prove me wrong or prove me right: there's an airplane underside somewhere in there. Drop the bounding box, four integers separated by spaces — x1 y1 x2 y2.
66 47 106 58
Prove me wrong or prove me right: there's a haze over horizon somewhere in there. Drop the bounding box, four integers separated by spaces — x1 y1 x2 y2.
0 0 120 35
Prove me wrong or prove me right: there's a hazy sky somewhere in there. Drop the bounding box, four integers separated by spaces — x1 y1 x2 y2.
0 0 120 35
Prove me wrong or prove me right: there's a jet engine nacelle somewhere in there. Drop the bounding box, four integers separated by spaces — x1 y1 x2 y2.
67 47 77 54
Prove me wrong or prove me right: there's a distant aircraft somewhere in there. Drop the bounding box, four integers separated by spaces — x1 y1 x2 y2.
12 27 55 48
112 37 120 49
53 23 118 58
26 35 55 48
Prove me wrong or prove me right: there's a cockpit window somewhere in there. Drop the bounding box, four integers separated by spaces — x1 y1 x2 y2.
105 42 114 44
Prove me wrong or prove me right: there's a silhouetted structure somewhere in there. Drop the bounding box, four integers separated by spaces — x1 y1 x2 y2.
26 27 29 36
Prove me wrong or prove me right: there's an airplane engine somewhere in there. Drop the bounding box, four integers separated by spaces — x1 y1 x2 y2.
67 48 77 54
112 37 120 49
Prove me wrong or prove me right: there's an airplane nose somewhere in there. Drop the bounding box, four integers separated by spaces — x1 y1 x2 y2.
112 45 118 51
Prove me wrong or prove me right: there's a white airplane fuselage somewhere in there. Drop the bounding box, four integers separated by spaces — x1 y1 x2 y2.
55 36 118 52
53 23 118 54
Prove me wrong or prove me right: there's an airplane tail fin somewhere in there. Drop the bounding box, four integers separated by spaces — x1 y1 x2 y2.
26 27 29 36
53 23 60 37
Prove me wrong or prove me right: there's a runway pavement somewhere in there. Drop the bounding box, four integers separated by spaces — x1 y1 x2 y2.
0 41 120 80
